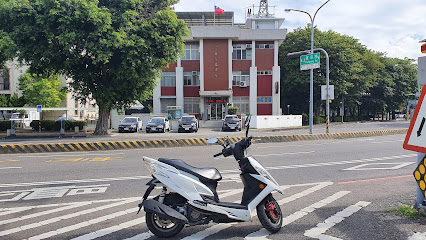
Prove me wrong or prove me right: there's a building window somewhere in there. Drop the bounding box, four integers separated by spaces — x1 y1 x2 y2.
0 67 10 90
161 98 176 113
255 44 274 49
161 72 176 87
257 70 272 75
184 97 200 114
183 72 200 86
182 44 200 60
232 45 252 60
233 97 250 114
232 71 250 86
257 96 272 104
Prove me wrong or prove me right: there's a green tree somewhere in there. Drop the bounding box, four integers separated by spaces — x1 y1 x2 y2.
0 30 15 67
8 93 24 107
18 71 67 107
279 25 417 120
0 0 188 134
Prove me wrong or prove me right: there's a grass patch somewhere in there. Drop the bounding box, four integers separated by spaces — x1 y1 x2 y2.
389 203 425 219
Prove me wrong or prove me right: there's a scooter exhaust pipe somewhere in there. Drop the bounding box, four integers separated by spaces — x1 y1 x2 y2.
143 199 189 224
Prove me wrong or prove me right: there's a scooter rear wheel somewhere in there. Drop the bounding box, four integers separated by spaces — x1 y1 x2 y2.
256 195 282 233
146 212 184 238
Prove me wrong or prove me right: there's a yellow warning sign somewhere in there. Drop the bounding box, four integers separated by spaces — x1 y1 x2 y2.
413 155 426 198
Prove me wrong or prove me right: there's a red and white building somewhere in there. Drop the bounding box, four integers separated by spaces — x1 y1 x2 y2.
153 4 287 121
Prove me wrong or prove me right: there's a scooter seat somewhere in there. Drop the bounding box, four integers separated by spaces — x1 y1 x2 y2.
158 158 222 181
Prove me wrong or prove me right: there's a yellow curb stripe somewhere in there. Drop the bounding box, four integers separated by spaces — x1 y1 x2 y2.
26 145 38 153
66 144 77 151
73 143 85 151
79 143 92 151
34 145 45 152
41 144 52 152
57 144 70 152
117 141 128 149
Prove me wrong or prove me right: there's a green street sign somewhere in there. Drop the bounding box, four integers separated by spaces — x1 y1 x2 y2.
300 53 320 70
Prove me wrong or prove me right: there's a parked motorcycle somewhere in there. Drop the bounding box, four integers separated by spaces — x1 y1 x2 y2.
138 116 283 238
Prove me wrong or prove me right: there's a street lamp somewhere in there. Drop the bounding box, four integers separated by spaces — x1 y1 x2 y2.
285 0 331 134
287 104 290 115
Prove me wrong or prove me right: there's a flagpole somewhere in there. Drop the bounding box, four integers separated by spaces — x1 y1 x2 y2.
214 4 216 26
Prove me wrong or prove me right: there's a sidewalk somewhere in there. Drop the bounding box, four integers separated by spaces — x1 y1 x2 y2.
0 121 410 154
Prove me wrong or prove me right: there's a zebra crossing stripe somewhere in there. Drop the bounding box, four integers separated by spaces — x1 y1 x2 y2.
0 198 140 237
0 202 91 225
29 207 137 240
245 191 351 239
182 182 334 240
304 201 371 239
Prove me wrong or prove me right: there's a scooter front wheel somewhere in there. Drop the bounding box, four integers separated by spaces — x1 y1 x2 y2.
146 212 184 238
257 195 282 233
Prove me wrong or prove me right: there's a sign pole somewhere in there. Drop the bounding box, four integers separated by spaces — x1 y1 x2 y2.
416 153 426 208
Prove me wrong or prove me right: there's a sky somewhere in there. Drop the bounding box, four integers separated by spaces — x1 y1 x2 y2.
174 0 426 60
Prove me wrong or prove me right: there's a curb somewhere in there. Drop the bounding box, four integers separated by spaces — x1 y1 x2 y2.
0 129 408 154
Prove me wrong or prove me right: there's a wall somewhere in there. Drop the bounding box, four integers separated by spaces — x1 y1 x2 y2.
251 115 302 129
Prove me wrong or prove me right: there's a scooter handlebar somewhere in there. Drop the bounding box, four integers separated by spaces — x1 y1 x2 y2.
213 152 223 157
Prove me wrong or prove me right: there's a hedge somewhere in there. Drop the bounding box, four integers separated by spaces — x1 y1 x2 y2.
0 121 11 131
30 120 87 131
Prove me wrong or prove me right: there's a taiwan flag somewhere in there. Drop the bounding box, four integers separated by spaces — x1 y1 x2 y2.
215 5 224 14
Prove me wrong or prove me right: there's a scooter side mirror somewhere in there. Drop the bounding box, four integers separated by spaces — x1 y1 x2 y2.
207 138 219 144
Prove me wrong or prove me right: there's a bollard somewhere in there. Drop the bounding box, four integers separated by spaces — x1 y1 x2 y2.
83 126 87 133
75 126 79 133
7 129 10 137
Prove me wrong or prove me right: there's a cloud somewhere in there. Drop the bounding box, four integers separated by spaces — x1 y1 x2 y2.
174 0 426 59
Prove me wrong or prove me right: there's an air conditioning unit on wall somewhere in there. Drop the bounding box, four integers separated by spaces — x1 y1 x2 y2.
192 71 198 75
239 80 248 87
246 44 252 49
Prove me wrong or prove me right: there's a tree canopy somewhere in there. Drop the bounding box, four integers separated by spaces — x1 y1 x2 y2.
279 26 418 120
19 70 67 108
0 0 188 134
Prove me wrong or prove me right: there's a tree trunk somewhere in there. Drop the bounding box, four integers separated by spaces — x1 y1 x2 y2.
94 108 110 135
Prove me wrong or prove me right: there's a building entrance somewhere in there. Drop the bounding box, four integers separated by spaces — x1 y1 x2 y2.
205 97 228 120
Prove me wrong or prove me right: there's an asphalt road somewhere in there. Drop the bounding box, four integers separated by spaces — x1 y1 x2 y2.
0 133 424 239
0 120 410 144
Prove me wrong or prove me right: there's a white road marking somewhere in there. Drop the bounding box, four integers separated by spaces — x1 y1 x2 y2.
245 191 351 239
0 176 149 188
264 154 417 171
253 151 315 157
256 138 375 149
372 139 404 144
182 182 334 240
218 154 417 175
0 167 22 170
123 231 154 240
343 162 414 171
408 232 426 240
71 218 147 240
0 184 110 202
304 201 371 239
0 197 140 237
0 202 91 225
28 207 137 240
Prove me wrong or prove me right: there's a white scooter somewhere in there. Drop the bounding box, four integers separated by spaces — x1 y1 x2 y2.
138 116 283 238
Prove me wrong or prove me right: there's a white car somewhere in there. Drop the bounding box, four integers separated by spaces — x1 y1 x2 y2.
146 116 170 133
118 117 143 133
